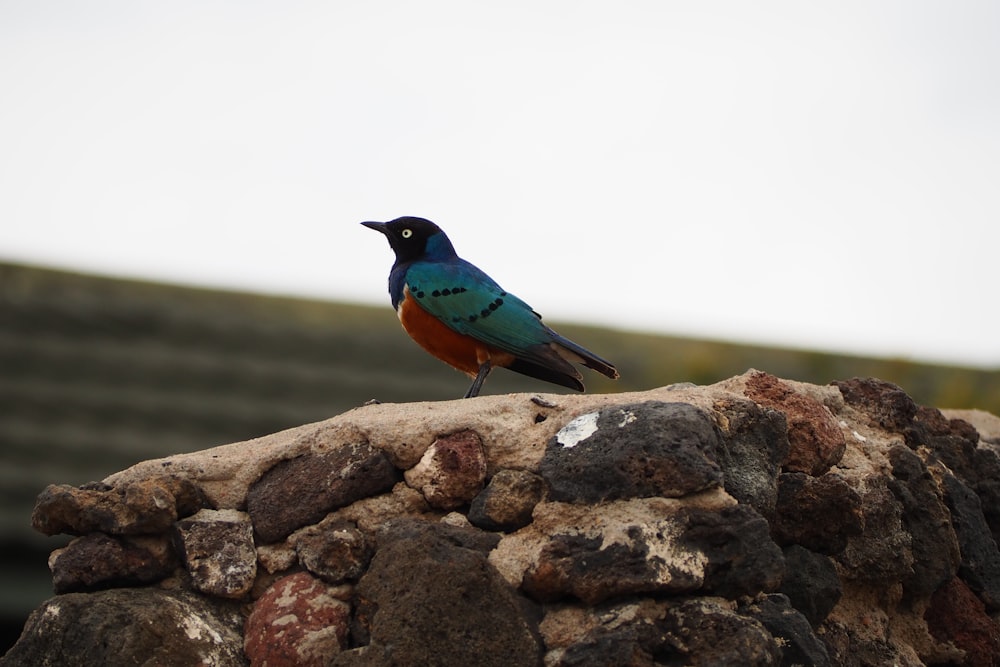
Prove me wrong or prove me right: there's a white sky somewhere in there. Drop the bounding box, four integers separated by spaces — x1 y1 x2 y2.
2 1 998 367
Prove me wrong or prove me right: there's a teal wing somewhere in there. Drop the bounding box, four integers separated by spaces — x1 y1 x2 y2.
404 260 559 358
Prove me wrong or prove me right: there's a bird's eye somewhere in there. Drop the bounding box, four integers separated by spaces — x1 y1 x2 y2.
401 228 413 239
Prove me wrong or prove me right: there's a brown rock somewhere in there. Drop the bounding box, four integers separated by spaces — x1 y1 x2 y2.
771 472 863 555
341 519 540 667
659 598 782 667
174 508 256 598
244 571 350 667
468 469 546 532
292 520 374 584
403 429 487 510
246 442 399 543
833 376 918 432
926 577 1000 667
32 476 207 537
50 533 177 593
745 371 845 475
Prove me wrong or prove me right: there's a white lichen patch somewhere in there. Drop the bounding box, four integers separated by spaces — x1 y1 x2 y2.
181 613 225 644
556 412 599 448
616 409 637 428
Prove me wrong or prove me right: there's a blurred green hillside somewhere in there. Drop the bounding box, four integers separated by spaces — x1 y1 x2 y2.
1 260 998 652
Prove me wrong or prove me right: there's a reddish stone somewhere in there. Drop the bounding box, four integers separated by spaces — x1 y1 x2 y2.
403 430 487 510
244 572 350 667
745 372 845 475
925 577 1000 667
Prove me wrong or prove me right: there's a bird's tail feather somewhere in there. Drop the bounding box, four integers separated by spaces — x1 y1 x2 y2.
506 358 585 392
550 334 620 380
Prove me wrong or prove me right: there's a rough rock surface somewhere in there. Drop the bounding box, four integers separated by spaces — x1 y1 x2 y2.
6 371 1000 666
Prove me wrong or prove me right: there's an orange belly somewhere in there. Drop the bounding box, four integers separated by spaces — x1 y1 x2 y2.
397 287 515 377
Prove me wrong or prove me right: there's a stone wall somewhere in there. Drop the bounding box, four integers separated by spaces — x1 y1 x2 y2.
4 371 1000 666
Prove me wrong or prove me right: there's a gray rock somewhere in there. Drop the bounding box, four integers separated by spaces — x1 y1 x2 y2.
714 397 789 519
941 471 1000 610
0 588 245 667
837 475 914 585
685 504 785 599
778 545 841 628
886 444 960 602
174 508 256 598
540 401 723 503
741 594 831 667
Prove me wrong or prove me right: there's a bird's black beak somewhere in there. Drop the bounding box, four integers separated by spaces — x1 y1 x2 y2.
361 220 388 234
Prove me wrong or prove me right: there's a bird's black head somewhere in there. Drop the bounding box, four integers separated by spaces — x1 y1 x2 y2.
361 216 456 263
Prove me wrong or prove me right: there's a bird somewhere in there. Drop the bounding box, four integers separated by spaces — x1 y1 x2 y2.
362 216 619 398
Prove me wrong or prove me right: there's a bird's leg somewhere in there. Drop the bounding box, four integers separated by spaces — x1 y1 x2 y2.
464 360 492 398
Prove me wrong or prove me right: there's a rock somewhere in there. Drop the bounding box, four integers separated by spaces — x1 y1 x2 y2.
837 475 914 585
713 397 789 519
540 402 724 503
493 495 782 605
0 588 245 667
741 594 832 667
49 532 177 593
468 469 546 532
744 371 846 475
11 376 1000 666
341 519 541 667
686 504 785 599
32 476 206 537
244 571 350 667
291 520 374 584
886 444 960 602
925 577 1000 667
174 508 256 598
771 472 863 555
939 471 1000 610
403 429 487 510
246 441 398 543
778 545 841 628
834 376 919 432
658 598 782 667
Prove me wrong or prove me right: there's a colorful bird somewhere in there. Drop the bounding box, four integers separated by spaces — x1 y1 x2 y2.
362 216 619 398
